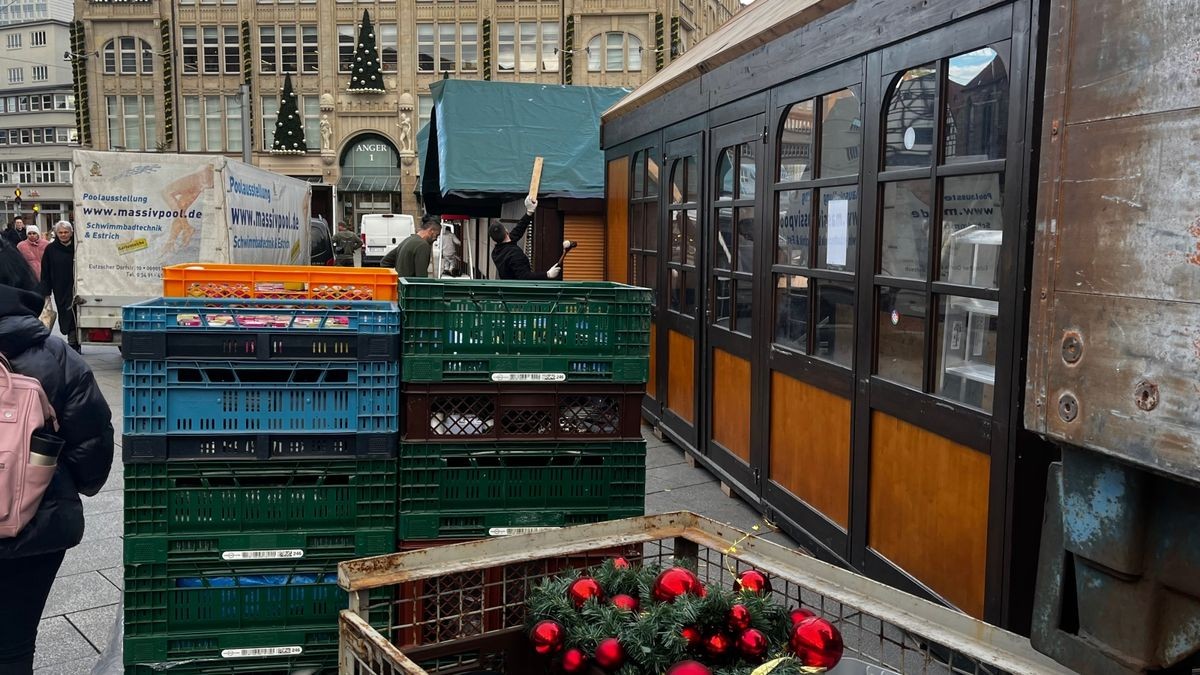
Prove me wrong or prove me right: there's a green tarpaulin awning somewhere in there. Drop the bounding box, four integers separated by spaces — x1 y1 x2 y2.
419 80 630 216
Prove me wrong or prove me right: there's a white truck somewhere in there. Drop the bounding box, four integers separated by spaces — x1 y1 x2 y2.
71 150 311 346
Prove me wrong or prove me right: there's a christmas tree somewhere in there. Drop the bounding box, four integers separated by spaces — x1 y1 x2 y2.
271 74 307 155
348 9 385 93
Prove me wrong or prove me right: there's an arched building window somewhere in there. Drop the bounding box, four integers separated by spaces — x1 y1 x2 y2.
587 32 642 72
102 37 154 75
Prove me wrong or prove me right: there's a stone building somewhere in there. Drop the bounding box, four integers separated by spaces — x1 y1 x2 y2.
71 0 741 226
0 0 77 229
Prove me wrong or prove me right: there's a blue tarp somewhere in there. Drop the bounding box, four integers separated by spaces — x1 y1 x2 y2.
419 80 630 216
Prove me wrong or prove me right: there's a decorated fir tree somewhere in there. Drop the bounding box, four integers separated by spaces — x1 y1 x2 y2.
271 74 307 155
348 9 385 93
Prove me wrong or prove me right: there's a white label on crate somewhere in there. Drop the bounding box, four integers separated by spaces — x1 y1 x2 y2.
221 646 303 659
490 372 567 383
221 549 305 561
488 527 562 536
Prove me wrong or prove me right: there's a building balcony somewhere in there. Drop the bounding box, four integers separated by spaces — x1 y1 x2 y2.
80 0 162 21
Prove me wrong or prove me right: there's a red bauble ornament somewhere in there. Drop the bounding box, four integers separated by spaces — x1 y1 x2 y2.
727 604 752 632
734 569 773 595
560 647 588 673
594 638 625 671
567 577 604 609
737 628 770 661
612 556 630 569
611 593 640 612
790 616 845 669
530 620 565 655
666 661 713 675
681 626 702 648
789 607 816 626
652 567 703 603
703 632 732 660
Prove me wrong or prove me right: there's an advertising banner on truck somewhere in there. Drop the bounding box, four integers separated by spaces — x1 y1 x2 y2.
73 150 224 301
223 159 310 266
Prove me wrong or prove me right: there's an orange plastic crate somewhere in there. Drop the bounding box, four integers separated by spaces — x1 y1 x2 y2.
162 263 398 301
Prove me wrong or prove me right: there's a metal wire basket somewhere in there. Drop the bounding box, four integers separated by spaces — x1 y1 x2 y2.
337 512 1071 675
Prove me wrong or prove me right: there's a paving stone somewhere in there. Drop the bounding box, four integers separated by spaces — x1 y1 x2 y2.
79 510 123 542
42 571 121 618
645 463 714 493
34 654 101 675
32 616 97 669
98 567 123 591
645 444 687 470
82 490 123 517
67 603 119 650
58 537 124 578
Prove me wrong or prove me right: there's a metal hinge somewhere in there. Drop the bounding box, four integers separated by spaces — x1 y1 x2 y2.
753 467 761 485
761 126 767 143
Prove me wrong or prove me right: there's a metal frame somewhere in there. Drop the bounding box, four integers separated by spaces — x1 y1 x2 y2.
338 512 1075 675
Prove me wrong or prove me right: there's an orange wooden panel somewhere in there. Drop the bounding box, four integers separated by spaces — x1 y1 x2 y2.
605 157 630 283
868 412 990 617
562 214 605 281
769 373 850 528
712 348 751 463
667 330 694 423
647 322 658 401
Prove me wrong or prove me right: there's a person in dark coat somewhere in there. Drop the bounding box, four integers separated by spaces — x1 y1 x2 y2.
0 240 114 673
2 216 27 248
489 198 561 280
39 221 77 351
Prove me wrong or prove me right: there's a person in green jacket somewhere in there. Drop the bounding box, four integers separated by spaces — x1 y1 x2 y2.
394 214 440 277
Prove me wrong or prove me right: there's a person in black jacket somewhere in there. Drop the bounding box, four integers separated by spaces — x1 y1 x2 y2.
39 221 77 351
2 216 26 248
489 197 562 280
0 240 114 673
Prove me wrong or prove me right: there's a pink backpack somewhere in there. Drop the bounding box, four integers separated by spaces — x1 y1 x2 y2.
0 353 60 539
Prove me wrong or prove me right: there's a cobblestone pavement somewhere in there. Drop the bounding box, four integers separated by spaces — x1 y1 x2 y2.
32 344 792 673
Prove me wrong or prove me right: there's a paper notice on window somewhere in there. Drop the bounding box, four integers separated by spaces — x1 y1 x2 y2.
826 199 849 267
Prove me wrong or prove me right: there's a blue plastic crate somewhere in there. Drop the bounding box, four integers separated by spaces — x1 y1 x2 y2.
123 360 399 435
123 297 400 333
122 298 400 361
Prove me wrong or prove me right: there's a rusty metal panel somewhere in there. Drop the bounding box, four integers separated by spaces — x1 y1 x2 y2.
1025 0 1200 482
1055 112 1200 301
1065 0 1200 123
1040 294 1200 481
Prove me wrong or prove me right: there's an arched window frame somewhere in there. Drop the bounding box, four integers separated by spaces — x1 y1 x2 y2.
586 32 644 73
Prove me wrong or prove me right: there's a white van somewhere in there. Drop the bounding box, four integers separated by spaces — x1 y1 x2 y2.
360 213 415 265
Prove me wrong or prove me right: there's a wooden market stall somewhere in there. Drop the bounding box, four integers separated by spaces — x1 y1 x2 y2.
601 0 1054 632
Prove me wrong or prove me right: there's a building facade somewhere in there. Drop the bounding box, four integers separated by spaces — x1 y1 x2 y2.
71 0 741 227
1 0 77 229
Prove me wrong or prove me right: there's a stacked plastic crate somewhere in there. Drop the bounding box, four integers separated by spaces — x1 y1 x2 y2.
396 279 653 548
120 265 401 674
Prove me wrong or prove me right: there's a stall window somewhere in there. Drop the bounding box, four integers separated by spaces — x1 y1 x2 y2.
666 155 697 317
628 149 660 303
713 142 757 336
874 45 1009 412
771 87 861 367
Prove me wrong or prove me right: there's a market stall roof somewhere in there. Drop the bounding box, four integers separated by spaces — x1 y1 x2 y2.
601 0 850 123
420 79 630 216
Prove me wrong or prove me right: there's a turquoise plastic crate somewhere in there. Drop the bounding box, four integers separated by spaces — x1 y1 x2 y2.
122 359 399 435
121 297 399 362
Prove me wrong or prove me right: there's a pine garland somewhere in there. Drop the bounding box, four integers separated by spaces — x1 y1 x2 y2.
527 561 820 675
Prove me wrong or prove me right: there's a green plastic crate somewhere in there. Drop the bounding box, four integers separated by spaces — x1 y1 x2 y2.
124 552 391 634
124 626 338 670
124 459 396 537
398 279 651 383
397 440 646 539
124 529 395 566
403 354 650 383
